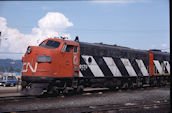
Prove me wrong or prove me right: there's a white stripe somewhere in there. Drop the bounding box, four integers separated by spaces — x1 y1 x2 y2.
82 55 104 77
153 60 163 74
135 59 149 76
79 71 84 77
121 58 137 76
163 61 170 73
103 57 122 77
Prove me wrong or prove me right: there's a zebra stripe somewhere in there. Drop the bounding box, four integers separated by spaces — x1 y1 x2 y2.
79 71 84 77
121 58 137 76
129 59 143 76
79 55 152 77
113 57 129 77
153 60 163 74
163 61 170 73
80 56 94 77
135 59 149 76
94 56 114 77
103 57 122 77
82 55 104 77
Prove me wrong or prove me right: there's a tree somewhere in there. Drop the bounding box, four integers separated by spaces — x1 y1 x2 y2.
9 66 14 72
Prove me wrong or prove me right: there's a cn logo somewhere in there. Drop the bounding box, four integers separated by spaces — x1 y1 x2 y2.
73 55 78 65
22 62 38 72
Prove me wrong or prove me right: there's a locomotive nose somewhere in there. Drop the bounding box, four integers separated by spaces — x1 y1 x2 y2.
24 46 52 57
22 46 53 76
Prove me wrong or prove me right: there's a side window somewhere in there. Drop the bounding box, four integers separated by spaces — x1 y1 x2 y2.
62 44 73 52
66 45 72 52
74 46 78 53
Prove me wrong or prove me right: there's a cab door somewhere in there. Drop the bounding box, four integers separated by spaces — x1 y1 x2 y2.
60 44 79 77
73 46 80 77
61 44 73 77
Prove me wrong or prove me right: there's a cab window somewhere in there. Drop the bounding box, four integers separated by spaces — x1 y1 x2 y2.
39 41 45 47
41 40 60 49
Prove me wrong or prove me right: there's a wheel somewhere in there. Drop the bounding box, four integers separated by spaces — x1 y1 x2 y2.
121 82 128 90
11 83 14 87
128 81 135 89
75 85 84 94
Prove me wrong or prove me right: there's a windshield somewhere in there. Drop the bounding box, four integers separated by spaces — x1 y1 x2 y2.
39 41 45 47
39 40 60 49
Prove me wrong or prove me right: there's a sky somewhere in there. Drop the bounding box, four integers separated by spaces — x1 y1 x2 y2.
0 0 170 59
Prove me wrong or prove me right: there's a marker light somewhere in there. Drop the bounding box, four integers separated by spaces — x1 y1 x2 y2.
27 46 31 54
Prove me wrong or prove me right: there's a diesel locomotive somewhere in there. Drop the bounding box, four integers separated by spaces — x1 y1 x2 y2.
21 37 170 95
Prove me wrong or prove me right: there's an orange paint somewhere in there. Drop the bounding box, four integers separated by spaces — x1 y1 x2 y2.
148 51 154 75
22 38 80 78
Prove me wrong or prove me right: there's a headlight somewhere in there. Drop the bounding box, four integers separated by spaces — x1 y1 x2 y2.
37 56 51 63
27 46 31 54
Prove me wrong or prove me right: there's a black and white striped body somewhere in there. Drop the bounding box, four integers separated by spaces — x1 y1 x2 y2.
151 51 170 75
79 42 170 78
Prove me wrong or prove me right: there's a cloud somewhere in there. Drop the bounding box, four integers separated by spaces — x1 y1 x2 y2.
0 12 73 59
38 12 73 31
161 43 168 48
150 44 169 52
151 44 156 48
92 0 151 4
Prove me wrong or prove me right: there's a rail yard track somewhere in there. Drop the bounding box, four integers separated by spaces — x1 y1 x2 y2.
0 86 170 113
0 85 169 101
21 100 170 113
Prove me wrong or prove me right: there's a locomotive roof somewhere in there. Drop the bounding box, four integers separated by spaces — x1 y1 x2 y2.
45 38 169 56
149 50 170 56
79 41 170 55
79 41 147 53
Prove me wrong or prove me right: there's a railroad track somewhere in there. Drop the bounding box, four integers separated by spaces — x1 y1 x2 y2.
0 86 170 112
0 95 35 103
0 85 169 102
9 99 171 113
